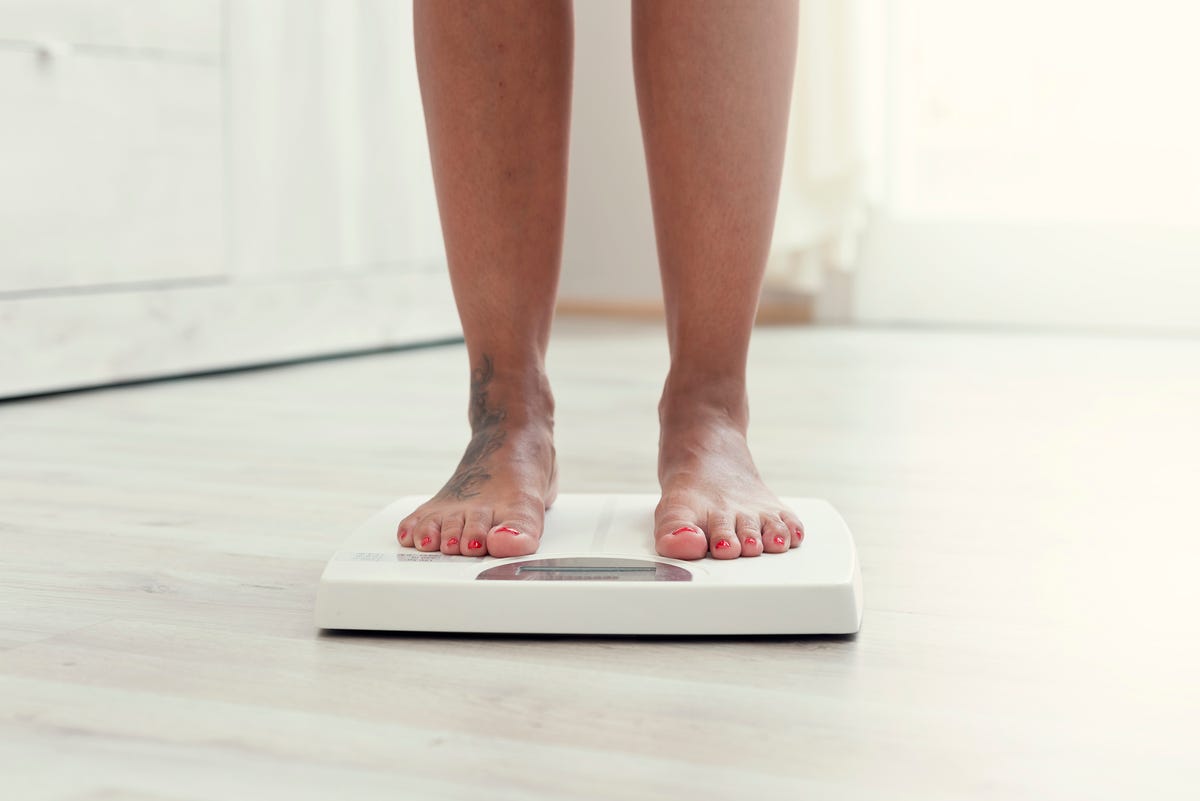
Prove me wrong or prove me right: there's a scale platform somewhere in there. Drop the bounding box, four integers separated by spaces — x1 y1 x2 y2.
315 493 862 635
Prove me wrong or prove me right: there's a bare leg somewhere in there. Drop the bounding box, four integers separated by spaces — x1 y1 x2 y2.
633 0 804 559
399 0 572 557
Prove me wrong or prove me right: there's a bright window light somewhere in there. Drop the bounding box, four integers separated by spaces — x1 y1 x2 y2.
884 0 1200 225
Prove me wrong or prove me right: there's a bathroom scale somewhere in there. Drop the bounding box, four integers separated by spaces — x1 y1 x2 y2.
315 493 862 635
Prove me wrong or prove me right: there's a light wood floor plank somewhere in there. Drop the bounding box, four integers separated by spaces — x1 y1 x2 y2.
3 319 1197 799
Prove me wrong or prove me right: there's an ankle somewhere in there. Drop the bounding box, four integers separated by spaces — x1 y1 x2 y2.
658 370 749 431
467 357 555 434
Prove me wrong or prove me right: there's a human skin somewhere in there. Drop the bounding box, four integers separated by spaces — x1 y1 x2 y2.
400 0 805 560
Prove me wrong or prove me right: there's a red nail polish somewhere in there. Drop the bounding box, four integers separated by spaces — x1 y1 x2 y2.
795 528 804 543
398 528 408 539
714 539 731 550
774 535 787 546
745 537 757 545
446 538 459 547
420 536 432 547
670 526 699 537
495 526 522 537
468 539 482 549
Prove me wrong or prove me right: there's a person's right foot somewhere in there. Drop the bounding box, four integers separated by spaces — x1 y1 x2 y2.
397 356 558 558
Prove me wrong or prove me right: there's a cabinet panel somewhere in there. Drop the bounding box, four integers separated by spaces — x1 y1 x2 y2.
0 0 220 59
0 49 223 292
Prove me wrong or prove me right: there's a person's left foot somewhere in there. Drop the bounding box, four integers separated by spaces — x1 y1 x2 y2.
653 381 804 560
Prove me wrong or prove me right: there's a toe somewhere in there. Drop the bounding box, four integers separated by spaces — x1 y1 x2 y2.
486 523 540 558
413 514 442 552
485 495 544 558
780 509 805 548
440 513 466 555
761 514 791 554
654 503 709 561
735 513 763 557
460 509 492 557
396 514 418 547
706 511 741 559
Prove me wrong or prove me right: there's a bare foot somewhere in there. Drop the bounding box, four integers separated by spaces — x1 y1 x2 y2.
653 379 804 560
397 356 557 558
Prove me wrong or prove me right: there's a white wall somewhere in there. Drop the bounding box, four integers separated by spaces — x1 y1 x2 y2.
559 0 866 311
559 0 662 307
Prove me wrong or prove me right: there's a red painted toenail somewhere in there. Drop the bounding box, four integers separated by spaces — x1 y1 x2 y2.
774 535 787 546
446 538 459 547
795 528 804 543
714 539 731 550
420 536 431 547
670 526 699 537
468 539 482 549
398 528 408 539
495 526 522 537
745 537 756 545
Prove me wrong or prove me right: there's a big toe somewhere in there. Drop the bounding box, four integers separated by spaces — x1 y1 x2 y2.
654 507 709 561
484 497 545 558
486 523 541 558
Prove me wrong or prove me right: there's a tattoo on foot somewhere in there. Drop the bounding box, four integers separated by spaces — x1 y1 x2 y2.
437 355 508 500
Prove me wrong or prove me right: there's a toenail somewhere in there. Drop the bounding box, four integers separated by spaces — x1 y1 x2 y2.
495 526 523 537
468 539 482 549
795 529 804 542
774 535 787 546
420 536 432 547
745 537 756 545
714 539 731 550
670 526 699 537
446 538 459 547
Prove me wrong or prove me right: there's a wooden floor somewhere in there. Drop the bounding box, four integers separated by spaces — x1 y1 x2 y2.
3 319 1197 800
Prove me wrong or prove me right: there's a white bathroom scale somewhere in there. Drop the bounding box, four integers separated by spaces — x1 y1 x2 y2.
315 493 862 635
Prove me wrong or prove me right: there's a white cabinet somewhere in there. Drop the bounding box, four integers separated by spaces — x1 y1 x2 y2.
0 1 456 398
0 0 223 293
